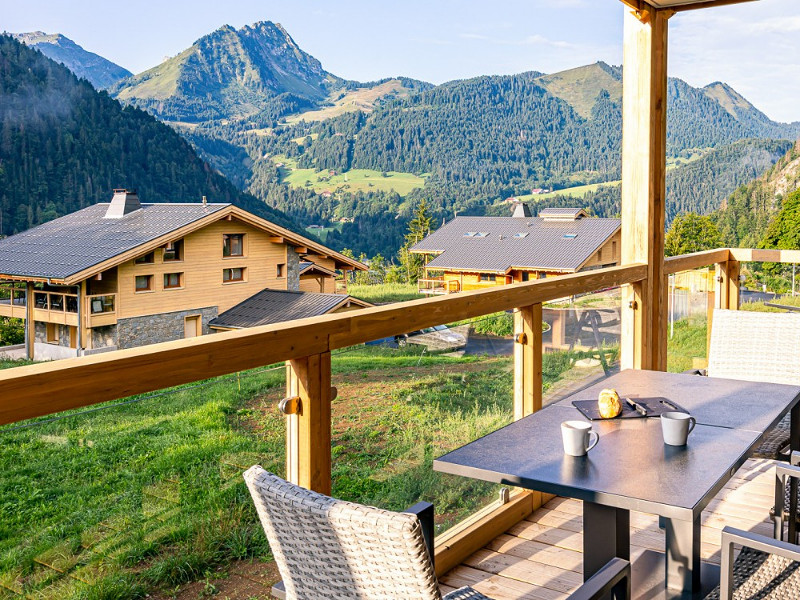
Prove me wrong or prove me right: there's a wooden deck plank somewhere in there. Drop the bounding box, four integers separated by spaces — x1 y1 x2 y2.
439 458 778 597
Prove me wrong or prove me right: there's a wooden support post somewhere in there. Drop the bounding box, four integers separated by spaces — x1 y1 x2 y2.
514 304 542 420
715 260 740 311
620 7 670 372
25 282 34 360
285 352 332 494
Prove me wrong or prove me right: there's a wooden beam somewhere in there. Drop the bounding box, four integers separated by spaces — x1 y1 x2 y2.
514 305 542 420
729 248 800 264
268 236 285 244
665 248 731 274
286 352 332 494
716 260 740 311
620 7 670 372
671 0 758 12
0 263 646 426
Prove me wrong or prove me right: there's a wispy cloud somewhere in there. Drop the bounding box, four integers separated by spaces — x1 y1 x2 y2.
458 31 576 49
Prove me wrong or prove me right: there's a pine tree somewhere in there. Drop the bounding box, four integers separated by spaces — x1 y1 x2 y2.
398 200 432 283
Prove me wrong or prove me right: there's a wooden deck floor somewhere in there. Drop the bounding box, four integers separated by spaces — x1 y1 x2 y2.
438 457 779 600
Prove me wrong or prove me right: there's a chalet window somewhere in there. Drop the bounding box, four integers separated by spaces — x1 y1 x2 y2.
135 251 155 265
163 240 183 262
164 272 183 289
521 272 530 282
277 263 285 278
223 234 245 257
135 275 153 292
612 241 617 260
597 248 602 261
223 267 245 283
479 274 496 282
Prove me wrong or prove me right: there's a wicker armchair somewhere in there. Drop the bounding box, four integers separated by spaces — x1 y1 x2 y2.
694 309 800 459
244 466 631 600
704 461 800 599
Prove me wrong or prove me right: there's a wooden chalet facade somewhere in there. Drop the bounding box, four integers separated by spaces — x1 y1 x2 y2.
0 190 366 359
411 207 621 294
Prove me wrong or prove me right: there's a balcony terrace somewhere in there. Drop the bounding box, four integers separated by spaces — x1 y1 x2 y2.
2 1 794 599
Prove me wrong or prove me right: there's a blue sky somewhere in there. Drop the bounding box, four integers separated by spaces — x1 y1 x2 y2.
3 0 799 122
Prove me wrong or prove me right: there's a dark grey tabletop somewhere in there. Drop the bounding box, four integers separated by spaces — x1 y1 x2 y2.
557 369 800 434
434 405 760 520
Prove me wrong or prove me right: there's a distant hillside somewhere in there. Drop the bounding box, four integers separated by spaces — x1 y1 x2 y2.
111 21 340 122
10 31 131 89
716 141 800 247
0 35 298 236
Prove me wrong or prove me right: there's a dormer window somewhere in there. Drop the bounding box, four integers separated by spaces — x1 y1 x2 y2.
163 239 183 262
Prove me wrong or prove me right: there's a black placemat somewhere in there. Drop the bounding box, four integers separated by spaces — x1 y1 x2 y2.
571 397 689 420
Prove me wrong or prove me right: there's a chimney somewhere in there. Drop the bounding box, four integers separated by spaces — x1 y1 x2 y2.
512 202 532 218
104 189 141 219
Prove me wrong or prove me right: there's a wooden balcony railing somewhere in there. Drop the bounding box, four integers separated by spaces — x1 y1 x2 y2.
419 277 460 295
1 247 798 576
86 293 117 327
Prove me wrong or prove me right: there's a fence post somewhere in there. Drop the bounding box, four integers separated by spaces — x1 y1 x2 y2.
514 304 542 420
285 352 332 494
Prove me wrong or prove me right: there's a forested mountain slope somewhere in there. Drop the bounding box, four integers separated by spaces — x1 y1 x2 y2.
0 35 298 236
111 21 340 123
715 141 800 248
11 31 132 89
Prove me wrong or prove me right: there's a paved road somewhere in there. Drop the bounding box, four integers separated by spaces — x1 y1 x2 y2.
463 334 514 356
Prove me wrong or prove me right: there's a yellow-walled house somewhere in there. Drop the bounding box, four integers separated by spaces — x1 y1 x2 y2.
411 206 621 294
0 190 367 359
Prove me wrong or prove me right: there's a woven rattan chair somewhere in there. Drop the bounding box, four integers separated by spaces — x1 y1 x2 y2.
697 309 800 459
244 466 631 600
703 461 800 599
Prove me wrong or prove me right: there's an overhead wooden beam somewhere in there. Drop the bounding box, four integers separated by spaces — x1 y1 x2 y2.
671 0 757 12
268 236 285 244
620 8 670 372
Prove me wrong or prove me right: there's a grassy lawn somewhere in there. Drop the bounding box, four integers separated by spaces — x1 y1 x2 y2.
515 180 621 203
273 156 425 196
348 282 423 304
1 344 589 599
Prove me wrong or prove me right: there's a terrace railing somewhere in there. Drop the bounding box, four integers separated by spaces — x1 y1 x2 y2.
1 247 797 575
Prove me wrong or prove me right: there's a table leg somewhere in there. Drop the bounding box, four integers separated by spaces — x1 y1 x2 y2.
790 403 800 543
584 501 630 577
665 515 701 594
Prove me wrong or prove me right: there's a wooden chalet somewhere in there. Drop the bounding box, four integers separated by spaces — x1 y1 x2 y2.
6 1 792 599
0 190 366 359
412 206 621 294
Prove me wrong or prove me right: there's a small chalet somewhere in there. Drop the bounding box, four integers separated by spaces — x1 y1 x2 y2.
411 205 621 294
0 190 367 359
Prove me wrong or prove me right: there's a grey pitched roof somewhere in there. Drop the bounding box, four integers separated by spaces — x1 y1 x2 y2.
410 215 620 273
209 289 356 329
0 203 228 280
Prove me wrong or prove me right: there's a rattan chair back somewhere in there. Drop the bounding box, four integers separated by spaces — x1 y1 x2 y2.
244 465 442 600
708 309 800 385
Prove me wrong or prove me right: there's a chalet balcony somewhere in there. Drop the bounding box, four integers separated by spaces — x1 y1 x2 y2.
86 293 117 327
3 246 800 600
419 277 461 295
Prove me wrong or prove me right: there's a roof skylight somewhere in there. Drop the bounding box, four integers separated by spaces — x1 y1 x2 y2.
514 232 529 239
563 233 578 239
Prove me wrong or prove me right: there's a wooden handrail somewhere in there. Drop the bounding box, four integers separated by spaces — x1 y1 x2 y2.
664 248 731 275
0 262 647 425
728 248 800 264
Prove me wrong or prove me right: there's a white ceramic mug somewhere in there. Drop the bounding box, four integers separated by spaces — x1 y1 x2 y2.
661 411 696 446
561 420 599 456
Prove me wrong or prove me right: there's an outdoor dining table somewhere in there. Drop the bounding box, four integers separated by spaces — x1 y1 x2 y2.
433 369 800 599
